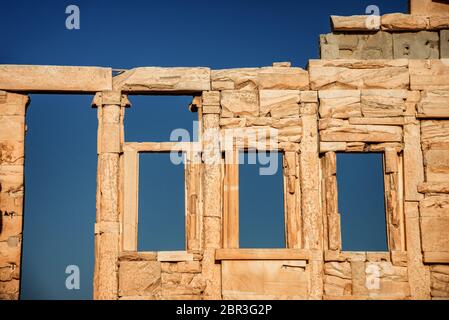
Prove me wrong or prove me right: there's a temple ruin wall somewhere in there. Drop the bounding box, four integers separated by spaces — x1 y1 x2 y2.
1 1 449 300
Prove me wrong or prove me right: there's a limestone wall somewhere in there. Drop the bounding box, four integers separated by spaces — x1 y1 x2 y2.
0 4 448 301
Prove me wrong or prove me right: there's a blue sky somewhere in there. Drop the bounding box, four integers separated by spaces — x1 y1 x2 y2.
0 0 407 300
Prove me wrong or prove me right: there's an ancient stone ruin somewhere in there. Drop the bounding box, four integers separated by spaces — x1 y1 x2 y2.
1 0 449 300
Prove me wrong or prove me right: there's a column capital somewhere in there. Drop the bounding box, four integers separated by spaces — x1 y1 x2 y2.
91 91 131 108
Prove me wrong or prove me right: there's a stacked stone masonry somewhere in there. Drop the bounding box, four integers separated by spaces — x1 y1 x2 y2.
0 0 448 300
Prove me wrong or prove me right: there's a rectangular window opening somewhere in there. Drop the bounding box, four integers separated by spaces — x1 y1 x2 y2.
337 153 388 252
138 153 185 251
239 151 285 249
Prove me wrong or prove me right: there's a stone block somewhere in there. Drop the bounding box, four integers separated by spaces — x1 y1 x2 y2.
424 149 449 182
441 30 449 59
430 16 449 29
411 0 449 16
202 91 220 106
417 90 449 118
361 90 407 117
0 141 24 165
318 90 361 118
381 13 428 31
0 116 25 141
309 59 409 90
324 262 352 279
211 68 259 90
431 265 449 298
0 65 112 93
222 260 309 298
421 120 449 146
258 67 309 90
0 279 19 300
176 261 202 273
393 31 439 59
410 59 449 90
221 90 259 118
320 32 393 60
420 196 449 252
331 15 379 31
300 91 318 103
324 275 352 296
161 273 205 296
0 166 24 193
119 261 161 297
113 67 211 93
0 238 21 266
259 90 300 117
320 124 402 142
0 214 22 241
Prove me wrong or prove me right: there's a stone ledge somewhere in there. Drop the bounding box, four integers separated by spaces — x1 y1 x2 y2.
215 248 311 261
331 14 449 32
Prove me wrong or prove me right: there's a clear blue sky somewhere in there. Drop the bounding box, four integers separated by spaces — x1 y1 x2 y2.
0 0 407 300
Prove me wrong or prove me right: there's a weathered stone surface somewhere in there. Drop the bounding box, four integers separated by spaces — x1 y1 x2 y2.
0 117 25 141
320 32 392 60
0 166 24 192
381 14 429 31
320 125 402 142
222 260 309 298
211 68 259 90
202 91 220 106
361 90 407 117
161 273 205 296
349 117 405 125
219 118 246 128
300 91 318 103
272 62 291 68
258 67 309 90
404 120 425 201
0 141 24 165
324 274 352 296
0 215 22 242
0 65 112 92
161 261 202 274
420 196 449 253
421 120 449 146
220 90 259 118
309 59 409 90
318 90 361 118
330 15 379 31
119 261 161 297
259 90 300 118
431 265 449 298
119 252 158 261
430 15 449 29
417 90 449 118
410 59 449 90
419 182 449 194
319 118 346 130
424 149 449 182
320 142 347 152
411 0 449 16
441 30 449 59
113 67 210 93
393 31 439 59
325 262 352 279
0 279 19 300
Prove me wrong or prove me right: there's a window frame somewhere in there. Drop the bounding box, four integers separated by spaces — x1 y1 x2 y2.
321 148 405 256
222 145 301 249
121 142 202 252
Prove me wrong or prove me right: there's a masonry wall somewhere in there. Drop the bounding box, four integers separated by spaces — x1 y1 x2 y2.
0 4 449 300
